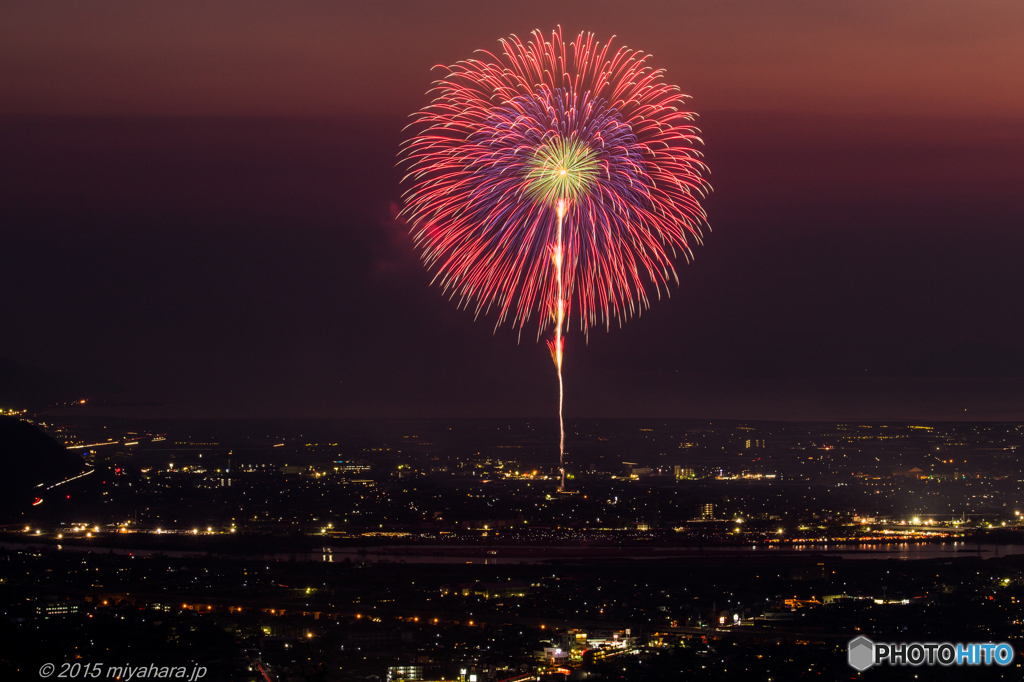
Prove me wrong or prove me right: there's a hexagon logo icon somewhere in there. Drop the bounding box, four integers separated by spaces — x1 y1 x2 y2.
848 636 875 671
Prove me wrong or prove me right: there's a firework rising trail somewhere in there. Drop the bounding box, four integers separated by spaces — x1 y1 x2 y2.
400 28 711 491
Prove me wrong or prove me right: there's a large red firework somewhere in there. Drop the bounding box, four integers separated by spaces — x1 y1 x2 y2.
401 28 711 490
400 27 710 336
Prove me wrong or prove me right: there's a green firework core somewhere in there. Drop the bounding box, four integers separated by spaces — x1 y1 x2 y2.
524 137 600 206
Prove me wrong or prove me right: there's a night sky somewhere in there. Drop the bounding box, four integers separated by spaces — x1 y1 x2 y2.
2 1 1023 420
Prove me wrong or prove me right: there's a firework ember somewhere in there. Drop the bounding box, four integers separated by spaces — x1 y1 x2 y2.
401 27 711 491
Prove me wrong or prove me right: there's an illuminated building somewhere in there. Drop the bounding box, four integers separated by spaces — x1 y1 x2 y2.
35 599 81 618
674 466 695 480
387 666 422 681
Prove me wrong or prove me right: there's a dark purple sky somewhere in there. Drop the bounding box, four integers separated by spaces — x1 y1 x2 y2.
2 1 1024 420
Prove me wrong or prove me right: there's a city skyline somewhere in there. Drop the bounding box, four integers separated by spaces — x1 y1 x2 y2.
4 413 1024 679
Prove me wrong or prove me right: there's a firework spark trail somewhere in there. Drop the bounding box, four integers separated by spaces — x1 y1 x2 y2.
553 199 566 491
400 28 710 491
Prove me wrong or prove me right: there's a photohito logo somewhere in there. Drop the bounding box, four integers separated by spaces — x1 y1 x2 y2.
847 636 1014 669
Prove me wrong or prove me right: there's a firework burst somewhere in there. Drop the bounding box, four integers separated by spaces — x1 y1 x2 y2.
400 28 711 490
